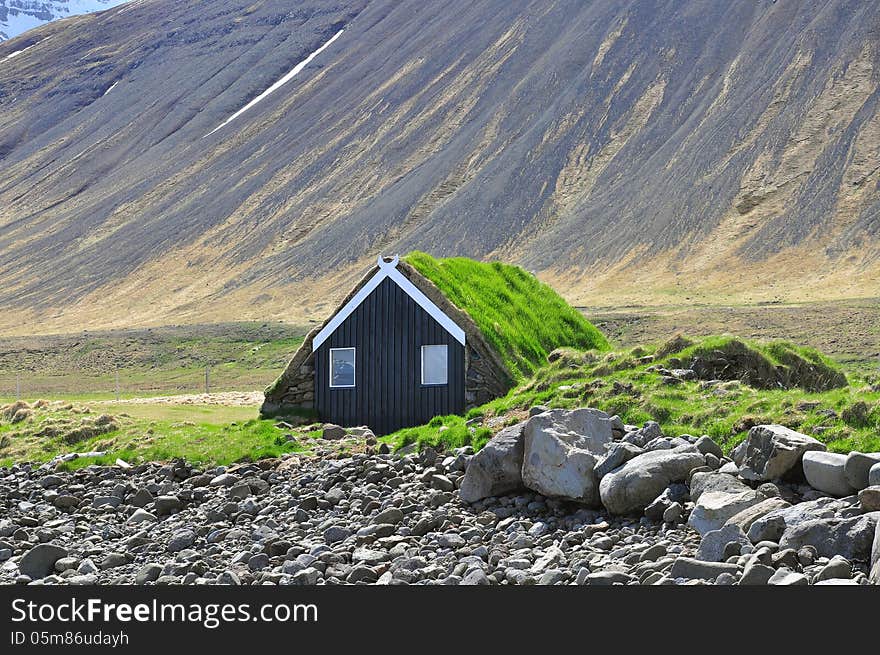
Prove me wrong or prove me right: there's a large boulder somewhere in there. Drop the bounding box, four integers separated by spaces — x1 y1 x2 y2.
802 451 856 497
738 425 826 482
871 519 880 584
460 424 525 503
871 463 880 487
689 489 764 535
20 544 68 579
594 442 643 479
844 452 880 490
598 446 704 515
690 471 750 502
779 512 879 560
724 497 791 534
521 409 613 505
746 496 854 543
696 524 751 562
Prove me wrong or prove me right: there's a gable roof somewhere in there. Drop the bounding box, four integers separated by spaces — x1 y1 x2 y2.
312 255 466 350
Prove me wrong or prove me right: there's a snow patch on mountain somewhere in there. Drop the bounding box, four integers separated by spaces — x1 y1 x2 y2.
205 29 345 137
0 1 130 41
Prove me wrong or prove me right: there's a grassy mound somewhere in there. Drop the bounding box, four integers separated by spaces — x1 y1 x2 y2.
383 335 878 455
662 336 847 392
405 252 609 379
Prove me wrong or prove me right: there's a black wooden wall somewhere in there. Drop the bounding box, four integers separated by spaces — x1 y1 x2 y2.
314 277 466 435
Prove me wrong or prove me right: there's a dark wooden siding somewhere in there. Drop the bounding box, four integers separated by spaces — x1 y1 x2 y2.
314 277 465 435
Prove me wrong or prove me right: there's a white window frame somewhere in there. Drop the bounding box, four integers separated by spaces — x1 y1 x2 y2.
329 347 356 388
421 344 448 386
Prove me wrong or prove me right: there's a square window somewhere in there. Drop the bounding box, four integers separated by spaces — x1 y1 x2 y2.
329 348 355 388
421 344 448 385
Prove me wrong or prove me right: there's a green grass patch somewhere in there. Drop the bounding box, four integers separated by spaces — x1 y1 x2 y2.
382 335 880 456
405 252 609 379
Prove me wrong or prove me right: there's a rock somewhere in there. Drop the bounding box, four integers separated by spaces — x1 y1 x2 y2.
459 424 524 503
696 524 750 562
689 471 750 502
844 452 880 490
689 489 763 535
724 498 791 534
768 569 808 585
694 435 723 458
802 451 856 497
167 529 196 553
739 425 826 482
663 502 683 523
594 442 643 479
136 563 163 584
430 475 455 492
669 557 740 582
860 486 880 512
20 544 68 579
209 473 239 487
778 512 879 560
522 409 613 505
461 568 490 585
155 495 182 515
584 571 637 585
747 496 853 544
739 561 774 585
347 565 379 584
599 447 704 515
871 519 880 584
128 509 157 524
99 553 127 570
323 526 351 544
372 507 404 525
871 463 880 487
129 488 153 508
815 555 852 581
322 424 347 440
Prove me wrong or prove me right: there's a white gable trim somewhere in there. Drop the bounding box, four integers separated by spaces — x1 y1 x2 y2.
312 256 466 350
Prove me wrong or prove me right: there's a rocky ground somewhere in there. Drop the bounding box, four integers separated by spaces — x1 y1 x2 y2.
1 408 879 586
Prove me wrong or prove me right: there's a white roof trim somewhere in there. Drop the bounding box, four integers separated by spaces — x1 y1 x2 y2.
312 255 466 350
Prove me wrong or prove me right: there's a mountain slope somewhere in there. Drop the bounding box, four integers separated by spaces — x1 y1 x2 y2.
0 1 128 41
0 0 878 335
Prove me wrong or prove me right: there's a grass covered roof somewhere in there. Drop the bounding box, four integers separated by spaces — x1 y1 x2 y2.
405 252 609 380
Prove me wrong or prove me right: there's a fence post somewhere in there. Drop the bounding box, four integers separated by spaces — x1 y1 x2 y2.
115 366 120 402
16 372 21 401
205 365 210 395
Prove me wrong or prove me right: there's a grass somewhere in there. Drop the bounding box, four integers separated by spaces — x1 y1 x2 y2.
405 252 609 379
0 322 305 398
382 335 880 455
385 414 494 452
0 402 308 470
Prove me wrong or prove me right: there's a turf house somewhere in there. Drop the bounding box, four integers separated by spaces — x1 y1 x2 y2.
262 253 608 434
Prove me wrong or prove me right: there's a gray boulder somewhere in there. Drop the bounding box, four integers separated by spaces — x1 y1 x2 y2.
669 557 740 581
739 425 826 482
746 496 854 543
689 489 764 535
696 524 751 562
695 435 723 458
724 497 791 534
20 544 68 579
459 424 524 503
521 409 613 505
871 519 880 584
599 446 704 515
860 486 880 512
690 471 751 502
594 442 643 479
844 452 880 490
802 451 856 497
768 569 808 585
871 463 880 487
778 512 879 560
